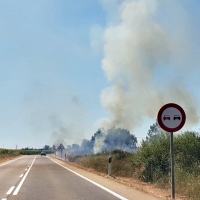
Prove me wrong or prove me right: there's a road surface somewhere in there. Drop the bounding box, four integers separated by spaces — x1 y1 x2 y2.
0 155 161 200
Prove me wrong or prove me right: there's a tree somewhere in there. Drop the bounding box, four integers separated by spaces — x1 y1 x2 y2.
104 127 137 152
80 139 93 155
146 121 159 143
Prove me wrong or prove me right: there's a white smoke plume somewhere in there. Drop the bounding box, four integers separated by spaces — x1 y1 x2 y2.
99 0 199 130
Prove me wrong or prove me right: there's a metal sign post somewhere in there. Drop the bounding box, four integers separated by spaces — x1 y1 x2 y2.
170 132 175 199
58 143 65 160
157 103 186 200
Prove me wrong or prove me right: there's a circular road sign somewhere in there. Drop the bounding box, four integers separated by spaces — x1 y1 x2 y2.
157 103 186 132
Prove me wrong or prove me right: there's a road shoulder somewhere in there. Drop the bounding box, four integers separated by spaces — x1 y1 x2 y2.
0 155 26 167
49 156 164 200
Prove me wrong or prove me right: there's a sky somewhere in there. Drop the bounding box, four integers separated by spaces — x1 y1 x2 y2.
0 0 200 149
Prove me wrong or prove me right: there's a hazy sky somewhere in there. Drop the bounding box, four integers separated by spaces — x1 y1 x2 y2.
0 0 200 149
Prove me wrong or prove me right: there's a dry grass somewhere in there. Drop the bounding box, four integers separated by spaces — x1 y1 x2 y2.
76 155 108 173
175 167 200 200
0 154 19 164
155 167 200 200
75 155 200 200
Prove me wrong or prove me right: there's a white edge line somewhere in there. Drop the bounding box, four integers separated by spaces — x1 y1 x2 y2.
48 157 128 200
0 156 26 167
13 156 36 195
20 174 23 178
2 198 7 200
6 186 15 195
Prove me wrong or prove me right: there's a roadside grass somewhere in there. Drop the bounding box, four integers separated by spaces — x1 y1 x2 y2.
0 154 19 163
175 167 200 200
75 154 200 199
154 167 200 200
76 155 108 173
0 149 55 163
0 149 20 163
75 151 140 178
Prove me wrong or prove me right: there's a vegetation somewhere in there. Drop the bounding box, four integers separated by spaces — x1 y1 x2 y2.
1 125 200 199
66 127 137 155
19 150 54 155
0 149 54 163
75 130 200 200
0 149 20 163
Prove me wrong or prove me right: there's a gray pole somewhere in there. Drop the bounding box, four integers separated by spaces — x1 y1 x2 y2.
108 155 112 176
170 132 175 199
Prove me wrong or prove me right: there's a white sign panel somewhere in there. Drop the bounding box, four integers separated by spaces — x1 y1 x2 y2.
157 103 186 132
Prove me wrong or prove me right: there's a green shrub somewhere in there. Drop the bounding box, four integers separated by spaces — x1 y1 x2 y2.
174 131 200 173
138 132 170 182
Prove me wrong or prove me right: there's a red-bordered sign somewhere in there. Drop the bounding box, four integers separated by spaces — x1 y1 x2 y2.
157 103 186 132
58 143 65 149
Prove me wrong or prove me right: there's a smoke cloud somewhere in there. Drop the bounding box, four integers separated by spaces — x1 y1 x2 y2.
23 83 87 147
99 0 199 130
61 127 137 157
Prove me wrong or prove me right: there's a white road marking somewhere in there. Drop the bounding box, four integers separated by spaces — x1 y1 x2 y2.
25 168 27 171
13 156 36 195
2 198 7 200
0 156 26 167
6 186 15 195
49 157 128 200
20 174 23 178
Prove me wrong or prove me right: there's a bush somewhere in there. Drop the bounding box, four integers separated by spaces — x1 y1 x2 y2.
174 131 200 173
111 149 132 160
138 132 170 182
138 131 200 182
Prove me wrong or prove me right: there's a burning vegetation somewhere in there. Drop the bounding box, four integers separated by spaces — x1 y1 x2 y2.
60 127 137 157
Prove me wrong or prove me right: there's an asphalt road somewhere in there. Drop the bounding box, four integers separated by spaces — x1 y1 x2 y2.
0 155 127 200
